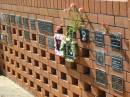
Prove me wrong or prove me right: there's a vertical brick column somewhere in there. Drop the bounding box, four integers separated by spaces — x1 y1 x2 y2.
126 0 130 97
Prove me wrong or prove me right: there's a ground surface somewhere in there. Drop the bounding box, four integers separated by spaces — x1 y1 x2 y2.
0 75 34 97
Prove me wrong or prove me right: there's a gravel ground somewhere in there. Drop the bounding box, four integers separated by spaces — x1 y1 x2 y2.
0 75 34 97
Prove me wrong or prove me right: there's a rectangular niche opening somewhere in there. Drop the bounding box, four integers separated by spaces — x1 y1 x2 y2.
37 85 41 92
51 68 57 75
82 48 89 58
27 57 31 63
62 87 68 95
84 83 91 92
34 60 39 67
52 81 58 89
71 63 77 70
83 66 91 75
30 81 34 87
32 34 37 41
61 72 67 80
45 90 49 97
36 73 40 80
42 63 47 71
19 42 23 48
28 69 32 75
26 44 30 51
43 77 48 84
60 57 65 65
13 28 16 34
72 77 78 86
18 30 22 36
2 25 6 30
50 53 55 61
111 33 122 50
73 93 79 97
41 50 46 57
23 77 27 83
33 47 38 54
21 54 25 59
97 89 106 97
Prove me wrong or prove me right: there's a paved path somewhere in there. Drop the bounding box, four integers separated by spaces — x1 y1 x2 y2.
0 75 34 97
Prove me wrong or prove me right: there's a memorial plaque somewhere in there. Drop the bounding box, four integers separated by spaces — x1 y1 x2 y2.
30 18 36 30
95 31 104 47
10 14 16 25
111 33 122 50
112 75 124 92
112 56 123 72
38 20 53 34
80 28 89 42
24 30 30 42
23 17 29 29
96 70 107 85
16 16 22 28
39 34 46 47
48 36 54 49
96 51 104 66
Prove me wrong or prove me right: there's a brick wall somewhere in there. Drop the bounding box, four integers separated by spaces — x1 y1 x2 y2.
0 0 130 97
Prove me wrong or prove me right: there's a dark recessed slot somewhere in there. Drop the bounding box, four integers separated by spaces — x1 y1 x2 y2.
16 62 20 68
4 46 8 51
52 81 57 89
30 81 34 87
43 77 48 84
60 57 65 65
34 60 39 67
15 51 18 57
32 34 36 41
18 30 22 36
72 77 78 86
45 90 49 97
61 72 67 80
71 63 77 70
50 54 55 61
26 44 30 51
7 67 10 72
24 77 27 83
27 57 31 63
82 48 89 58
22 66 26 71
42 64 47 71
36 73 40 79
73 93 79 97
2 25 6 30
17 73 21 79
13 28 16 34
33 47 37 54
51 68 56 75
97 89 106 97
14 40 17 45
62 87 68 95
37 85 41 92
11 59 14 64
10 49 13 54
21 54 25 59
84 83 91 92
83 66 91 75
12 70 15 75
41 50 46 57
6 57 9 62
29 69 32 75
20 42 23 48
